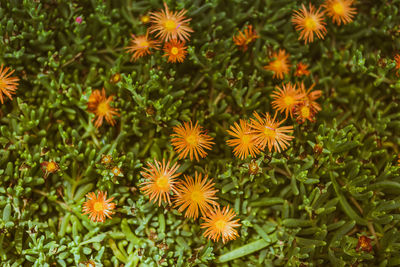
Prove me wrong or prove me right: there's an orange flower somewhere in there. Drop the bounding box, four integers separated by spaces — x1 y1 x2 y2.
140 159 181 206
249 111 294 153
0 64 19 104
226 119 260 159
233 25 259 51
201 205 241 244
40 160 60 178
295 62 310 77
395 54 400 76
294 101 317 124
323 0 356 25
171 121 214 161
292 3 327 44
87 88 119 128
174 172 219 219
163 39 188 63
271 82 305 119
298 82 322 111
149 2 193 42
356 235 373 252
263 49 291 79
125 32 160 61
82 191 116 223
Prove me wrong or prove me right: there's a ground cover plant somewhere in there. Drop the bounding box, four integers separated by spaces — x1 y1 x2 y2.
0 0 400 266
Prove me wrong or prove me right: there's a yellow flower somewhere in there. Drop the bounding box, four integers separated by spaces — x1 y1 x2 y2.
322 0 356 25
271 82 305 119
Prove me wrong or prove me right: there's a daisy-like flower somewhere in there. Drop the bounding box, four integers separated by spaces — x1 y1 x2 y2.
298 82 323 111
292 3 327 44
0 64 19 104
171 121 214 161
356 235 373 252
395 54 400 76
294 101 317 124
201 205 241 244
125 32 160 61
149 2 193 42
263 49 291 79
40 160 60 178
87 88 119 128
323 0 356 25
233 25 259 52
163 39 188 63
174 172 219 219
271 82 305 119
249 111 294 153
226 119 260 160
82 191 116 223
140 14 151 24
140 159 181 206
295 62 310 77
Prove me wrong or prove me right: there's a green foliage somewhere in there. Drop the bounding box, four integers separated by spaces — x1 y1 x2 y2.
0 0 400 266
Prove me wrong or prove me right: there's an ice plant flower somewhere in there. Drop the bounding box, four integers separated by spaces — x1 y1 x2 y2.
263 49 291 79
249 111 294 153
40 160 60 178
171 121 214 161
323 0 356 25
125 32 160 61
110 73 122 84
75 16 83 24
82 191 116 223
149 2 193 42
0 64 19 104
295 62 310 77
233 25 259 52
294 101 317 124
174 172 219 219
292 3 327 44
395 54 400 76
226 119 260 159
87 88 119 128
298 82 323 111
271 82 305 119
356 235 373 252
163 39 188 63
140 159 181 206
201 205 241 244
140 14 150 24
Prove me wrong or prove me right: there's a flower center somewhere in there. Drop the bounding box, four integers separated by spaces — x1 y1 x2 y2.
305 17 317 30
215 219 226 231
93 202 104 212
141 16 149 23
156 175 169 190
186 134 198 146
165 19 177 31
301 106 310 118
263 126 276 138
283 96 295 106
47 162 57 172
139 40 149 48
272 60 283 70
190 190 204 203
332 2 344 15
241 134 251 145
97 101 110 115
171 47 179 55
